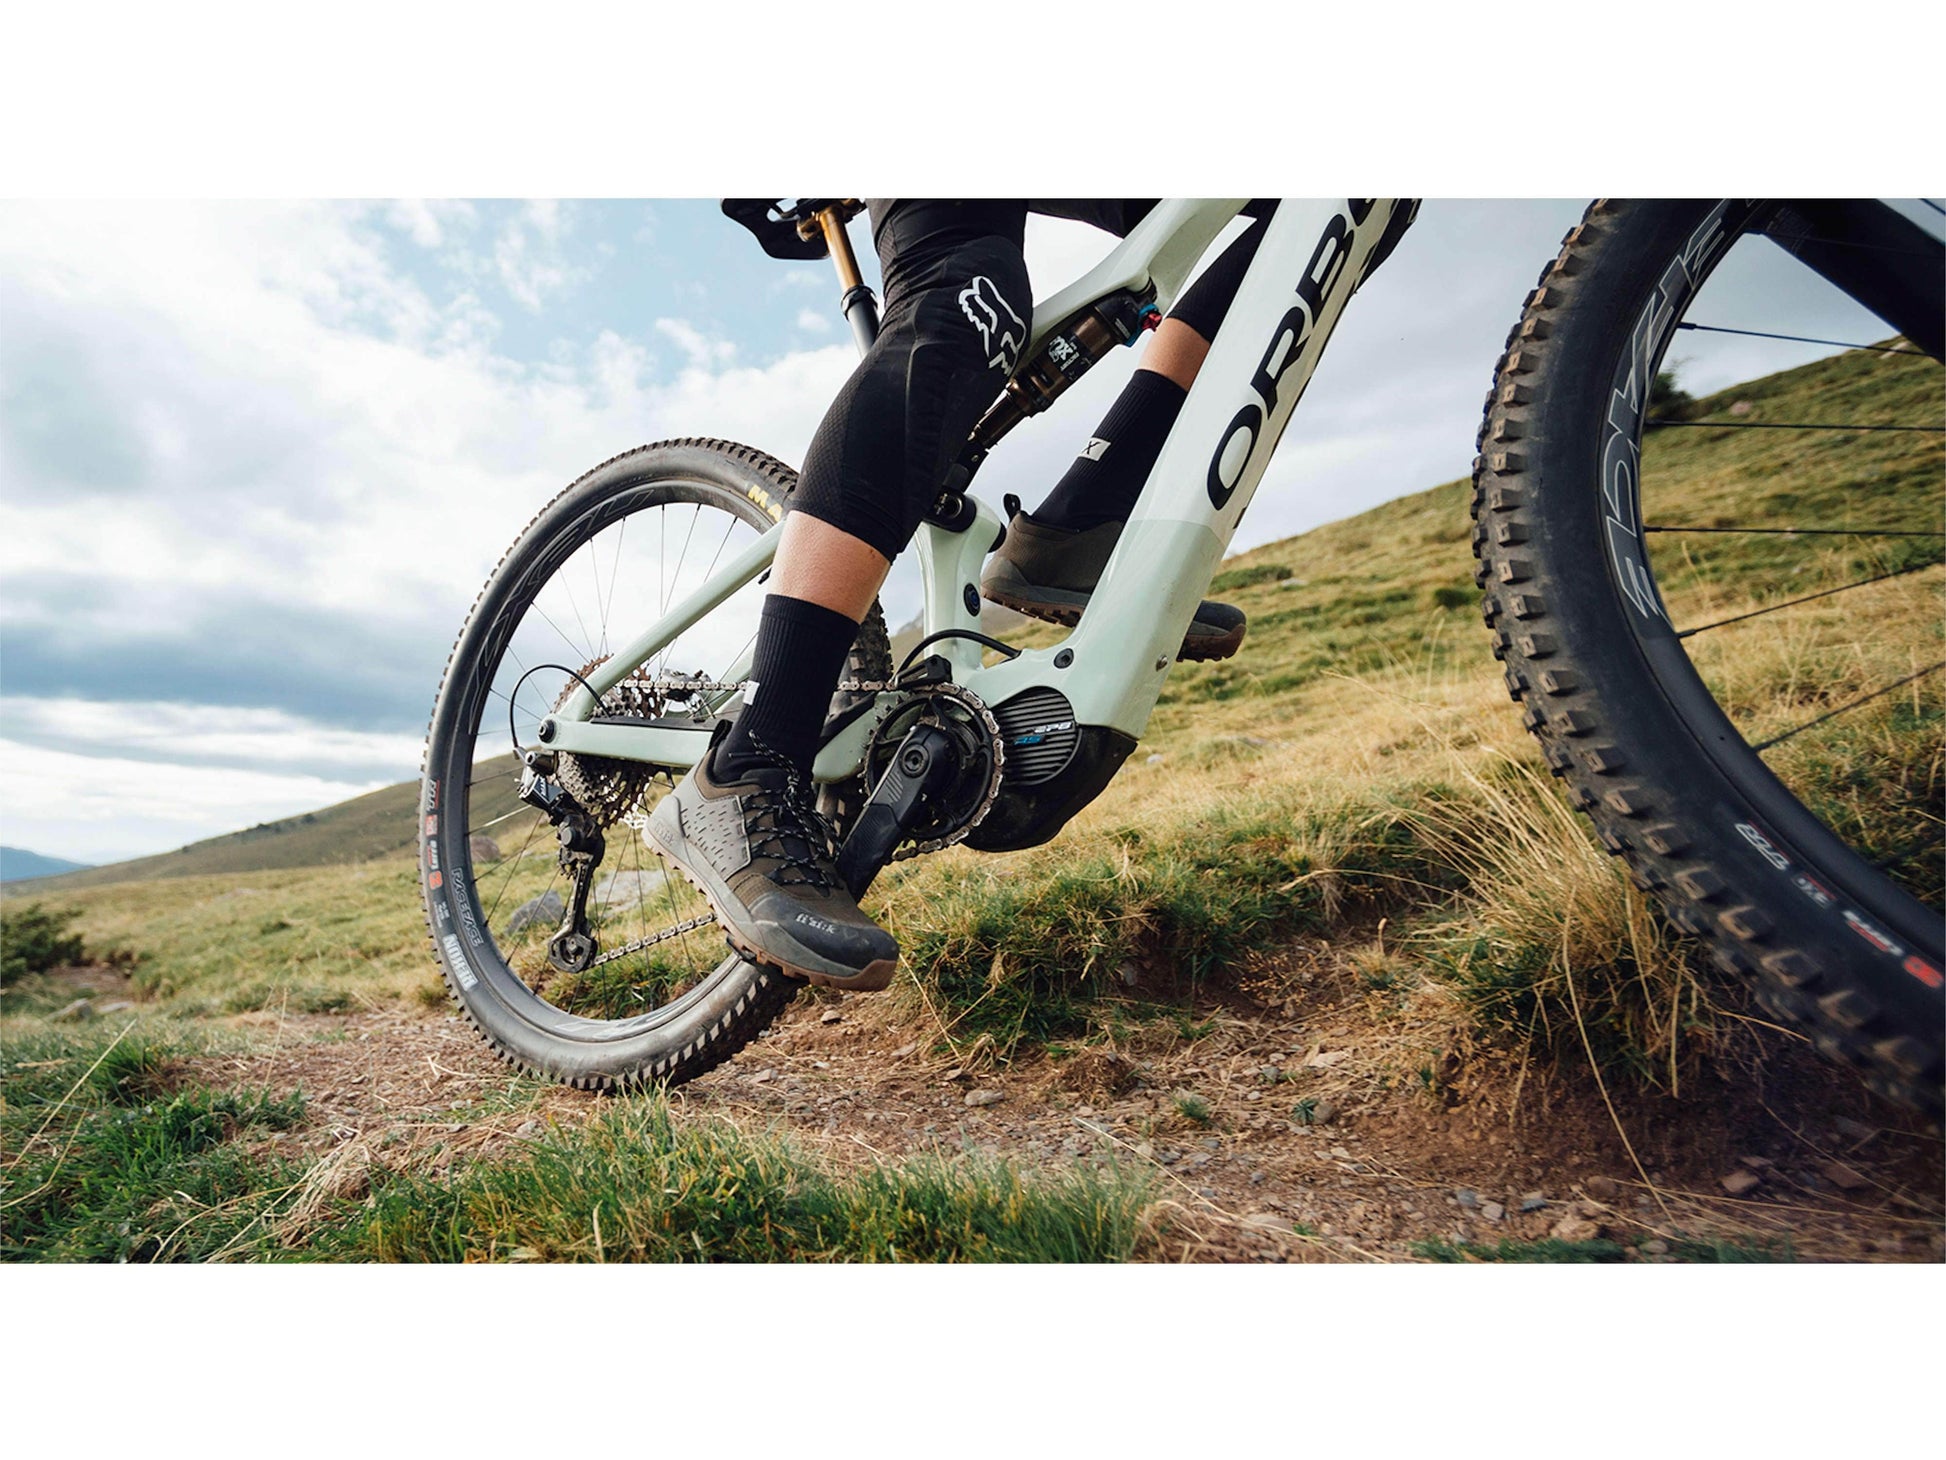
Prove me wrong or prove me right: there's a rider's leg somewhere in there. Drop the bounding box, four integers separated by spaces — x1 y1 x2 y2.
1032 210 1268 531
714 200 1032 783
981 210 1272 660
647 201 1032 989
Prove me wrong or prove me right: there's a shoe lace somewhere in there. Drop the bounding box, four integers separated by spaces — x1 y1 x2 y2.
738 735 843 891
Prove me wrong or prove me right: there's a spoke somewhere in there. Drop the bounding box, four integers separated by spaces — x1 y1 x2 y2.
662 514 741 678
1647 418 1943 433
656 505 704 678
483 813 548 927
530 601 590 664
1676 560 1944 640
604 517 627 649
1867 822 1946 875
1674 322 1930 357
586 534 606 659
1750 662 1946 752
1644 525 1945 539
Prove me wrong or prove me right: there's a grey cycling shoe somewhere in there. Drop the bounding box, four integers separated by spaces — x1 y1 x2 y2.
645 728 899 992
981 509 1248 662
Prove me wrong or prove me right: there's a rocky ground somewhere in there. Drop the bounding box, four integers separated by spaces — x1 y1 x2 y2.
167 944 1944 1264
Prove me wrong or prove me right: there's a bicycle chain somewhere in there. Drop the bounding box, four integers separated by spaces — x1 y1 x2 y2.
588 676 1006 968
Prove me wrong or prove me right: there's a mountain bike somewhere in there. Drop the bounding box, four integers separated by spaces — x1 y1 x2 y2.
420 198 1944 1115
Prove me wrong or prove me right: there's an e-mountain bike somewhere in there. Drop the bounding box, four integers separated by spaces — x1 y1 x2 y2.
421 199 1944 1114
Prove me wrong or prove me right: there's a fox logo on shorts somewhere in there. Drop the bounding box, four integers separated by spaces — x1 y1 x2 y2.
958 275 1025 376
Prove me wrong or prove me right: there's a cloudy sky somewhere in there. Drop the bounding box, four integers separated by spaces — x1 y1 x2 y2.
0 196 1933 864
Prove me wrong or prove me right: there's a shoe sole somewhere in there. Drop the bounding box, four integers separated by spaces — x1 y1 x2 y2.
982 583 1246 663
645 801 898 993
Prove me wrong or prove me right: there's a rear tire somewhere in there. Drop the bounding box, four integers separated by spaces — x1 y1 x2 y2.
420 439 891 1090
1473 200 1944 1117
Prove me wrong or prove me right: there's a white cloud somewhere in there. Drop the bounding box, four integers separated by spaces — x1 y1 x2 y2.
491 199 585 311
0 699 424 775
795 308 832 334
653 317 739 370
0 737 389 864
0 200 861 860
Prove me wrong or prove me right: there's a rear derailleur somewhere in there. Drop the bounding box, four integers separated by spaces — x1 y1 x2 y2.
516 757 605 974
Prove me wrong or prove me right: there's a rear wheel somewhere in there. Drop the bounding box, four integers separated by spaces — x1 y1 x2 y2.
1474 200 1944 1115
420 439 891 1089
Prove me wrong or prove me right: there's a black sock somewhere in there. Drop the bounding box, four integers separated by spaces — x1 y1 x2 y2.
716 594 860 782
1034 370 1189 531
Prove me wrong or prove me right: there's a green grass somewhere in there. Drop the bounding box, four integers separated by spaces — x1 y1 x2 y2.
2 1024 307 1262
3 1022 1153 1263
315 1099 1151 1263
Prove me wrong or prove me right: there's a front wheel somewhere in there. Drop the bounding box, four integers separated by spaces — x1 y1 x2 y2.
420 439 892 1089
1474 199 1944 1116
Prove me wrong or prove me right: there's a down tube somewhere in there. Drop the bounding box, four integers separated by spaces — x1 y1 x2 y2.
1012 199 1403 740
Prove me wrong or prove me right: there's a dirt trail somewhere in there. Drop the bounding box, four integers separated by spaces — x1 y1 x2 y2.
187 949 1946 1263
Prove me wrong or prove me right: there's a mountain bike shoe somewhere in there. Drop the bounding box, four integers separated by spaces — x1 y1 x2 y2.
981 509 1247 662
645 728 900 992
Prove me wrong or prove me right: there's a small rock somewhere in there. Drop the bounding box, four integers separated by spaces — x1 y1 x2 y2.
1737 1154 1774 1171
514 1120 540 1138
52 998 95 1022
1249 1170 1268 1185
747 1068 777 1085
1584 1175 1619 1201
1551 1215 1600 1243
593 868 666 908
506 890 564 936
1455 1188 1480 1210
1831 1116 1877 1143
1519 1191 1546 1213
468 833 502 863
1482 1201 1506 1223
941 1067 967 1083
1308 1049 1351 1069
820 1009 843 1024
1117 962 1141 988
1310 1100 1339 1125
96 1000 136 1014
1728 399 1754 417
1642 1238 1670 1257
1821 1161 1871 1192
1242 1212 1296 1234
889 1042 919 1059
1329 1145 1352 1160
1145 753 1165 766
964 1089 1004 1108
1720 1169 1762 1196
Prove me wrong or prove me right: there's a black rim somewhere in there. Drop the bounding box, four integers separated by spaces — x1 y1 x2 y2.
432 467 778 1040
1597 201 1944 959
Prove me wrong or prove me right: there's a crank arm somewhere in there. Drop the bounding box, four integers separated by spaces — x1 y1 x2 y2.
836 723 963 900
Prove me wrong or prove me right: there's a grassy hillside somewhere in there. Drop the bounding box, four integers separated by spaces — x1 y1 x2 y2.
10 342 1938 1060
3 339 1937 1266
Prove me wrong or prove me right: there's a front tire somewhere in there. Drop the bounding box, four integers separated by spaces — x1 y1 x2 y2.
1473 200 1944 1116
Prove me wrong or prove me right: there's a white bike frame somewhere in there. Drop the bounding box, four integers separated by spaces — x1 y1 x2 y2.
537 199 1410 785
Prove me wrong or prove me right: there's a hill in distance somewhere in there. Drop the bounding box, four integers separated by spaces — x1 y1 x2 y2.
0 846 95 884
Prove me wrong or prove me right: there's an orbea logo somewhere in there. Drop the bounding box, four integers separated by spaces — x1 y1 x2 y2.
1207 201 1372 510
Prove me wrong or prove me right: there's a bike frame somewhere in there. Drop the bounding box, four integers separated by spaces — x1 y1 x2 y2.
537 199 1410 788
